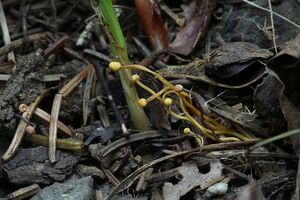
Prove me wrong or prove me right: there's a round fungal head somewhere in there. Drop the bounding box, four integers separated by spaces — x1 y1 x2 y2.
131 74 140 82
183 127 191 135
109 62 121 72
163 98 173 106
18 104 28 113
174 84 183 92
137 98 147 107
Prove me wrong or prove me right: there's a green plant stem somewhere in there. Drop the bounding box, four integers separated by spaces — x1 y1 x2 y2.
91 0 151 131
248 129 300 152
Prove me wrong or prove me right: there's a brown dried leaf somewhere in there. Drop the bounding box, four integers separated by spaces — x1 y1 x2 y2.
168 0 215 56
135 0 169 50
162 160 224 200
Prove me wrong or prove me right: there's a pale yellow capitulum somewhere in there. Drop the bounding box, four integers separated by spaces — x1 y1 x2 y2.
174 84 183 92
109 62 122 72
163 98 173 106
183 127 191 135
137 98 147 107
131 74 140 82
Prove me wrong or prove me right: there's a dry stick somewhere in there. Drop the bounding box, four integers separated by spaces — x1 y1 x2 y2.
267 0 277 54
48 93 62 163
82 67 94 125
84 49 112 63
101 130 179 157
7 184 41 200
0 0 15 65
242 0 300 29
48 65 92 163
101 166 120 186
34 107 72 136
0 32 49 55
43 35 70 59
2 93 45 161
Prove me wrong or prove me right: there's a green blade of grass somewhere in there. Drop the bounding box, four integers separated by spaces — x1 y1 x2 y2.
249 128 300 152
91 0 151 131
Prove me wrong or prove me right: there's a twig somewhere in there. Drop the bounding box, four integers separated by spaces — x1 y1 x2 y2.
48 64 92 163
82 67 94 125
33 107 73 136
0 32 50 55
242 0 300 29
0 0 15 65
7 184 41 200
267 0 277 54
2 92 46 161
100 130 179 157
84 49 112 63
48 93 63 163
43 35 70 58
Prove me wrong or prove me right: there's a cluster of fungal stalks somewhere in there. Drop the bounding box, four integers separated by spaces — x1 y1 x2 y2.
109 62 259 146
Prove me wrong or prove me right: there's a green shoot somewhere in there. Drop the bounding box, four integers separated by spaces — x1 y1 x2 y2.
90 0 151 131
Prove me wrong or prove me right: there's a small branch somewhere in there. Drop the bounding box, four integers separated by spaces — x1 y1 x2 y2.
267 0 277 54
2 92 46 161
48 93 63 163
0 0 15 66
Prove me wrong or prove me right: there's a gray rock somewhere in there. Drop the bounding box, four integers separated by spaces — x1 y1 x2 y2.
30 176 94 200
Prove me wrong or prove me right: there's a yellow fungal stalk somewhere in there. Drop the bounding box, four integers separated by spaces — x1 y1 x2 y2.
108 62 260 143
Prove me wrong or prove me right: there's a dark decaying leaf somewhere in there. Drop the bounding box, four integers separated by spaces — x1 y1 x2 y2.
269 33 300 105
157 58 266 89
134 0 169 50
205 42 273 85
253 74 285 134
268 33 300 153
206 42 273 67
168 0 215 56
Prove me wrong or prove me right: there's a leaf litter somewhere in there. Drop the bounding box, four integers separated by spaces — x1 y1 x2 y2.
0 0 299 199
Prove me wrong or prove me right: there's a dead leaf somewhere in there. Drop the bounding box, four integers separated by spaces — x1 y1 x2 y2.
162 160 224 200
134 0 169 50
253 74 285 134
267 33 300 153
168 0 215 56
